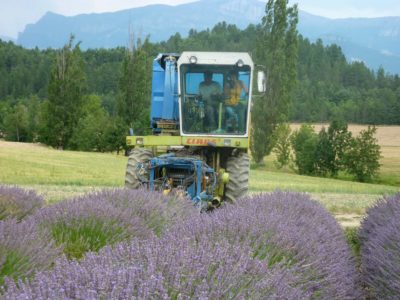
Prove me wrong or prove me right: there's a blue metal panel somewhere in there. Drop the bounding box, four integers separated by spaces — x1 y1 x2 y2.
150 58 165 122
162 59 179 120
150 54 180 128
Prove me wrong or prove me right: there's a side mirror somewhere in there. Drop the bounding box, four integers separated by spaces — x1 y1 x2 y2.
257 71 267 93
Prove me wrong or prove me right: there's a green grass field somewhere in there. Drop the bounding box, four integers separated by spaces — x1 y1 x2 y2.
1 138 399 227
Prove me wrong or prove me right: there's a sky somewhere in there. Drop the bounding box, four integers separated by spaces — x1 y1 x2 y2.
1 0 400 39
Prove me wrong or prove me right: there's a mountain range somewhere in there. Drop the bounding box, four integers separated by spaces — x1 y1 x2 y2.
15 0 400 74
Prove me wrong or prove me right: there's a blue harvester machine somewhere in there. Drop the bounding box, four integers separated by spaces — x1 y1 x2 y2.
125 52 263 209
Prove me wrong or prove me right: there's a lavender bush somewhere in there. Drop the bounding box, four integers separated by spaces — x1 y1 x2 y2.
80 188 198 235
31 188 195 259
0 185 44 221
359 193 400 299
0 219 61 284
2 235 309 299
31 195 151 259
170 191 361 299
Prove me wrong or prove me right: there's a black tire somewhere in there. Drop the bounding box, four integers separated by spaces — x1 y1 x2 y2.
125 148 153 189
224 152 250 202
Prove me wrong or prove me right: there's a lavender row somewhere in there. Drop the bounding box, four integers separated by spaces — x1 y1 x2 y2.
359 193 400 299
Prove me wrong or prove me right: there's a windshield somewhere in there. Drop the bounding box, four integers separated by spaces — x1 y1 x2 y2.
180 64 251 135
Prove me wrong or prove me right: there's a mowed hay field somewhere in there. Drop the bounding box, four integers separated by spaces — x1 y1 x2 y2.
1 124 399 227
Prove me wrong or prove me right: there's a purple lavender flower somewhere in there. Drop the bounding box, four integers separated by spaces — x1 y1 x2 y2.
0 185 44 221
359 193 400 299
0 218 61 285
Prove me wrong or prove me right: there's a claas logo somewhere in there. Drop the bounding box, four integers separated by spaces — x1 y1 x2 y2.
186 138 218 145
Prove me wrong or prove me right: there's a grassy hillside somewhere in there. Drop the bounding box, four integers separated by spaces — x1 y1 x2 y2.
1 137 399 226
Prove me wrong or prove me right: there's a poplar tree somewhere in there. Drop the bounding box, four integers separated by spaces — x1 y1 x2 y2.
251 0 299 163
42 36 86 149
117 38 151 135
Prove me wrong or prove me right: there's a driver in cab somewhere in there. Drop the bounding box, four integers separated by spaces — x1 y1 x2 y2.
198 71 222 129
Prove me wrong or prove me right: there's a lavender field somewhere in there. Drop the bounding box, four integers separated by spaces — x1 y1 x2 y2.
1 186 362 299
1 184 399 298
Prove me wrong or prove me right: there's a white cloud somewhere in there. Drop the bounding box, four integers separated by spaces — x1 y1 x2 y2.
290 0 400 19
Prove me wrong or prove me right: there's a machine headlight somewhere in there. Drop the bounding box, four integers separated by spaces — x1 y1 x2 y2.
136 138 144 145
189 56 197 64
236 59 244 67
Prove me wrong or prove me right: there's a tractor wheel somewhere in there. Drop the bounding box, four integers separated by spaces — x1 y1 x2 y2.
224 152 250 202
125 148 153 189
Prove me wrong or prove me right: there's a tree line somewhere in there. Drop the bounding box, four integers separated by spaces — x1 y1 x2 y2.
1 26 399 129
0 3 398 152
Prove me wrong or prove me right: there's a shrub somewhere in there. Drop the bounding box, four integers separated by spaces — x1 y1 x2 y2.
171 191 361 299
2 235 308 299
291 124 318 175
359 193 400 299
314 127 335 176
272 123 292 168
0 185 44 221
344 126 381 182
327 120 352 176
0 219 60 285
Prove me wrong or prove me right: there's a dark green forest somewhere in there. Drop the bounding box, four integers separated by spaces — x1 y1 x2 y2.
1 22 400 148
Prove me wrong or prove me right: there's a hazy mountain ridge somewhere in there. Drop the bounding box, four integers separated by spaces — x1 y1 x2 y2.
15 0 400 73
0 35 16 43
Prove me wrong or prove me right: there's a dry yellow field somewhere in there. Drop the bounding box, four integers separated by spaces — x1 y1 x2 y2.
291 123 400 146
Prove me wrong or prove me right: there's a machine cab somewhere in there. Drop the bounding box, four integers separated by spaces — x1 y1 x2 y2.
178 52 253 137
150 52 254 138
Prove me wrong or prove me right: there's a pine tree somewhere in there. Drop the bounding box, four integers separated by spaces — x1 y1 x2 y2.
251 0 299 163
